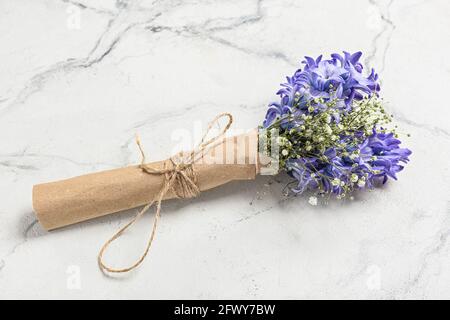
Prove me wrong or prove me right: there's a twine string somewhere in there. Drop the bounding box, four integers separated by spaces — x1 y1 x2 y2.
98 113 233 274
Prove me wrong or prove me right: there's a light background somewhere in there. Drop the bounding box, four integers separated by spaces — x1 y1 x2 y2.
0 0 449 299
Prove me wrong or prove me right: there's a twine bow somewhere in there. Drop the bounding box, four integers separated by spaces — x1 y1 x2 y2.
98 113 233 274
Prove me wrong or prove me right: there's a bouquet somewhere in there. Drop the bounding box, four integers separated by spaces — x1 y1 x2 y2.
32 51 411 273
262 51 411 202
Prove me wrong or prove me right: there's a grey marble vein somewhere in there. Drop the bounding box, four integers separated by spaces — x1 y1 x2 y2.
365 0 396 73
60 0 117 16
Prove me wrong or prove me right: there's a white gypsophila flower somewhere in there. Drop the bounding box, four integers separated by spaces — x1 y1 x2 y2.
281 149 289 156
351 174 359 183
331 178 340 186
308 196 318 206
357 179 366 187
276 136 286 145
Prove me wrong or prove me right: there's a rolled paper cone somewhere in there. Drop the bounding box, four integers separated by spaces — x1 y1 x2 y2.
33 129 261 230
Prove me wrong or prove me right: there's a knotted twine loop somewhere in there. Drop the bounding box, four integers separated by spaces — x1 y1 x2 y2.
98 113 233 274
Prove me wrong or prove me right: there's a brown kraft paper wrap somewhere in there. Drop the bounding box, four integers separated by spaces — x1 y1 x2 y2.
32 129 261 230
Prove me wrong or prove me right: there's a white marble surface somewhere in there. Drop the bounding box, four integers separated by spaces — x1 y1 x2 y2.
1 0 449 299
